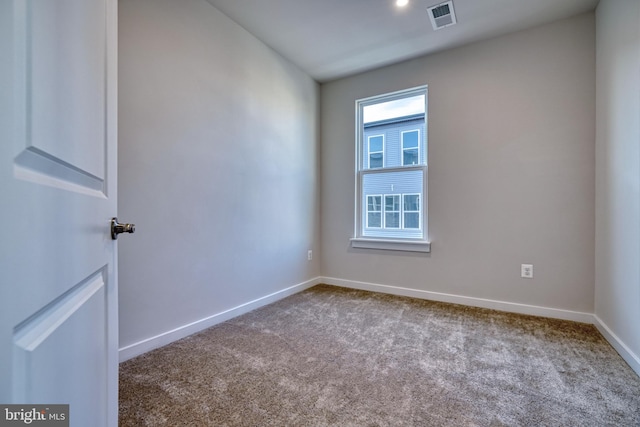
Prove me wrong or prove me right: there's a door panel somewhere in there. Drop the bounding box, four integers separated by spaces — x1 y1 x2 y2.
13 0 107 192
13 270 108 424
0 0 118 426
20 0 106 180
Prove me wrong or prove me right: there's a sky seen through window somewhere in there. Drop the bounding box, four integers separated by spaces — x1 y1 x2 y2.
363 94 425 123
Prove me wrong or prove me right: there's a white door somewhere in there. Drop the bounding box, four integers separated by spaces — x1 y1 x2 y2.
0 0 119 426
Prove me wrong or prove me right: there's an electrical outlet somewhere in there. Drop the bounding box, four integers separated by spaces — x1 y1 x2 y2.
308 250 313 261
521 264 533 279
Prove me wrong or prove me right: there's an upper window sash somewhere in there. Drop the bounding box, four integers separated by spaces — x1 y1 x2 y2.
357 91 427 172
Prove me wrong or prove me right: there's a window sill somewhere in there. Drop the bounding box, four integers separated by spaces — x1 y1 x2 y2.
350 238 431 253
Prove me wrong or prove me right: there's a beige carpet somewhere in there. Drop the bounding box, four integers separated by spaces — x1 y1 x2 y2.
119 285 640 426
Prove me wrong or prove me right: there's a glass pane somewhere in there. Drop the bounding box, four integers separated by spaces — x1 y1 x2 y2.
363 95 425 123
369 153 383 168
385 195 400 211
404 194 419 211
385 212 400 228
369 136 383 152
368 212 381 228
403 149 419 166
403 131 419 148
404 213 420 229
367 196 381 212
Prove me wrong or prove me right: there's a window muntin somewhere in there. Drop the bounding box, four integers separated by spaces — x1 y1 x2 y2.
355 86 428 244
402 130 420 166
368 135 384 169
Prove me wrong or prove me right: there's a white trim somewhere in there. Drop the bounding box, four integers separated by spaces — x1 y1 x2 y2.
358 85 428 108
593 315 640 376
118 277 321 362
360 164 425 175
320 277 594 324
350 238 431 252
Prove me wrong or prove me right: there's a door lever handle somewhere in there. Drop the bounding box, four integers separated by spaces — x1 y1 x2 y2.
111 217 135 240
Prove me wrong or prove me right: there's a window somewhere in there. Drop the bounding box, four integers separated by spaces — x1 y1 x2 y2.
384 195 400 228
364 193 420 231
368 135 384 168
366 195 382 228
403 194 420 229
402 130 420 166
351 86 430 252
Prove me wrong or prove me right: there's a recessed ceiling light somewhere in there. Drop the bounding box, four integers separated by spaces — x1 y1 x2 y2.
396 0 409 7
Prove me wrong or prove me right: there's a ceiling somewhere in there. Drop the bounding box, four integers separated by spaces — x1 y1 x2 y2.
206 0 599 83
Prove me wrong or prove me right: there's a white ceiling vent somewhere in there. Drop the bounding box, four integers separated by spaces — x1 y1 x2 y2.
427 1 457 31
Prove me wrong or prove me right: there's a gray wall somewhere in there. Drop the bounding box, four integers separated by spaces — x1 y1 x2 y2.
118 0 320 350
321 13 596 313
595 0 640 363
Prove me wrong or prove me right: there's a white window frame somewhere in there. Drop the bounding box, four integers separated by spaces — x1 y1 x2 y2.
401 129 420 166
351 85 430 253
367 135 385 169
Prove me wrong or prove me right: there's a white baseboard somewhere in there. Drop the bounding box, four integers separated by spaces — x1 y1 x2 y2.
119 277 321 362
320 277 595 324
593 315 640 376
